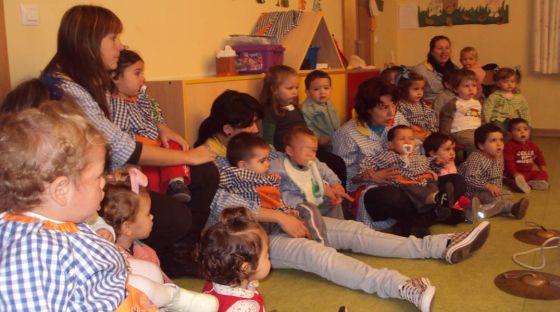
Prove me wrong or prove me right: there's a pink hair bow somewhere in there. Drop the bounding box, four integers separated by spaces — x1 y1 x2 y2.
128 167 148 194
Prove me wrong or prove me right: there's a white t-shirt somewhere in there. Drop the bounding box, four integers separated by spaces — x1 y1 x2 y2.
451 98 482 133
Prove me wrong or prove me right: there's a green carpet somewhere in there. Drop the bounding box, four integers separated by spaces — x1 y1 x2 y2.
175 137 560 312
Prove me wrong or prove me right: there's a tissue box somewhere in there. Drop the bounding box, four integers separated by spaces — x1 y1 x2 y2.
216 56 238 77
233 45 285 74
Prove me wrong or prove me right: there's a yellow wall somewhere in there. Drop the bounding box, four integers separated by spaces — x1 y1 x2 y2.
374 0 560 130
3 0 343 85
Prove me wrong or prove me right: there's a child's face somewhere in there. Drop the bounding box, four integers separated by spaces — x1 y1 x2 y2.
454 78 478 100
407 80 425 103
240 146 271 175
249 230 271 282
113 60 145 97
126 193 154 240
496 76 517 93
273 74 299 106
306 77 331 104
68 145 107 223
368 95 395 126
285 134 318 166
479 131 504 157
430 139 456 165
510 122 530 144
460 52 478 69
388 128 415 155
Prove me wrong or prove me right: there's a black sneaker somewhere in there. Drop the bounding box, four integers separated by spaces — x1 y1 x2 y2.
433 182 454 221
167 180 191 203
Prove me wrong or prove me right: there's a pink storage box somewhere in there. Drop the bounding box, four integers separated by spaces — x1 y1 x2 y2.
233 44 285 74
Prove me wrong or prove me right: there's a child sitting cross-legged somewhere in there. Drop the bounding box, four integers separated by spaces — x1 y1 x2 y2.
358 125 466 231
269 126 353 219
459 123 530 221
197 207 270 312
0 101 217 311
504 118 549 193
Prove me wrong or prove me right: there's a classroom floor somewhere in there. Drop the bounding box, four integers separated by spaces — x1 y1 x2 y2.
175 137 560 312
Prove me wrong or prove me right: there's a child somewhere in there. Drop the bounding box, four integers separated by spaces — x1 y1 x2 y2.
221 132 329 244
395 68 438 142
269 127 353 219
260 65 347 188
379 65 402 86
100 168 172 284
198 207 269 312
301 70 340 150
459 47 485 89
358 125 462 223
432 69 460 115
504 118 549 192
439 68 482 156
111 49 191 202
0 101 217 311
460 123 530 220
482 67 530 132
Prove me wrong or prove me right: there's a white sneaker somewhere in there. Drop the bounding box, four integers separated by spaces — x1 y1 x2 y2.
398 277 435 312
444 221 491 264
514 175 531 193
467 197 481 224
528 180 549 191
164 284 219 312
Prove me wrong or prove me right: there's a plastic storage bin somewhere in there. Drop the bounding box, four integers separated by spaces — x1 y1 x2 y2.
233 44 285 74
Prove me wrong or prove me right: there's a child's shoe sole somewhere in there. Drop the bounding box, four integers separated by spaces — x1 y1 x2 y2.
511 198 529 219
528 180 549 191
445 221 491 264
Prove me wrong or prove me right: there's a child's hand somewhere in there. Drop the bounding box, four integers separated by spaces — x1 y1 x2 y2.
96 228 114 242
158 123 190 150
370 167 400 185
278 214 310 238
270 173 282 181
486 184 501 197
184 146 216 165
318 136 330 146
285 208 300 218
331 183 354 203
324 183 342 205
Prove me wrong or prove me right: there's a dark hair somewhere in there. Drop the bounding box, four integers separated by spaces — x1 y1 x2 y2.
442 68 461 88
423 132 455 156
0 79 50 114
429 35 451 55
387 125 412 142
195 90 262 147
379 66 401 85
494 67 521 83
304 70 331 89
226 132 270 167
451 68 478 89
111 49 143 91
43 5 123 117
396 70 425 101
507 118 529 132
354 78 396 123
197 207 265 286
474 123 502 150
283 126 316 148
259 65 298 117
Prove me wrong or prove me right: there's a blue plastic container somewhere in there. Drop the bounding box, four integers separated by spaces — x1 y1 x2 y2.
304 47 319 70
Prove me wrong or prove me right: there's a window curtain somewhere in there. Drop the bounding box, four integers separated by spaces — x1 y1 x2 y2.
533 0 560 73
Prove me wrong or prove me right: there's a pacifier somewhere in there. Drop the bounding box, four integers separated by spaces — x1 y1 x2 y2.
403 144 413 155
139 85 147 94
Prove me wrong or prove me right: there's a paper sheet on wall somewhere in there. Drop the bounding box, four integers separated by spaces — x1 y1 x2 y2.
399 4 419 29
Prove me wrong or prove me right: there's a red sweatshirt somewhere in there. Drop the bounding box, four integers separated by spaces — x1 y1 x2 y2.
504 139 546 177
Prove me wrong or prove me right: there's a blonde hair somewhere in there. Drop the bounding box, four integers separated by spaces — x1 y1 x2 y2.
460 47 478 59
0 100 106 213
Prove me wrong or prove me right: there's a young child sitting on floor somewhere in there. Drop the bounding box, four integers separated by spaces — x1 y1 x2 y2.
482 67 530 132
395 67 438 143
269 127 353 219
198 207 270 312
504 118 549 193
439 68 482 156
460 123 530 221
0 101 216 311
111 49 191 202
220 132 328 244
301 70 340 151
432 69 460 115
358 125 463 222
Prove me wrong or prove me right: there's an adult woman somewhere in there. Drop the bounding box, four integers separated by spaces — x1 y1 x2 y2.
197 90 490 312
332 78 464 237
412 35 458 104
40 5 218 278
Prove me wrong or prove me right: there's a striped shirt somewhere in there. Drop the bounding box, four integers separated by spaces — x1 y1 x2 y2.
482 90 530 124
360 150 431 187
0 213 128 311
459 150 504 197
110 92 165 141
397 100 438 132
